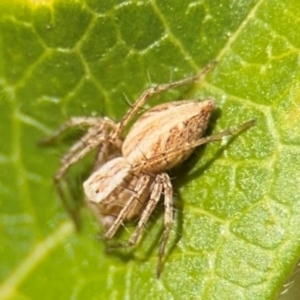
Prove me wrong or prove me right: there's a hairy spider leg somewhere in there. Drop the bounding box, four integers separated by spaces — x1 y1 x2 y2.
125 172 173 278
131 120 255 174
42 117 117 228
157 173 173 278
104 174 153 239
40 117 116 145
114 61 217 138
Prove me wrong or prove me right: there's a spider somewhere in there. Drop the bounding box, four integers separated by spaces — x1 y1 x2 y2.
42 62 254 277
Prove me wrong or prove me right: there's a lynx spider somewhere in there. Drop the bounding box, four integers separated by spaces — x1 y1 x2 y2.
43 62 254 277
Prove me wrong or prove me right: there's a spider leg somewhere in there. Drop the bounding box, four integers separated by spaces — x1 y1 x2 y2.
54 134 107 229
126 173 173 278
92 142 121 172
128 174 163 245
59 127 105 167
132 119 255 173
105 174 152 239
54 134 107 182
40 116 116 145
157 173 173 278
114 61 216 137
45 117 121 230
54 177 81 229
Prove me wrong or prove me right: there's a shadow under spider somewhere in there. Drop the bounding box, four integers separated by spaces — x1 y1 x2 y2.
164 107 252 266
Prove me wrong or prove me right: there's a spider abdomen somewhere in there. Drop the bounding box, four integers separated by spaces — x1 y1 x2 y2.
123 99 215 173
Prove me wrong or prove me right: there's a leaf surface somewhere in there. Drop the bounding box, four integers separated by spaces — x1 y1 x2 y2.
0 0 300 299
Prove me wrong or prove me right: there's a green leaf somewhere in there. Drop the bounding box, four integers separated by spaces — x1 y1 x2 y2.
1 0 300 299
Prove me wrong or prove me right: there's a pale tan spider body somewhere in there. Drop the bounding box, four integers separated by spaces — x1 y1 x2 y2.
123 99 215 173
43 62 254 277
